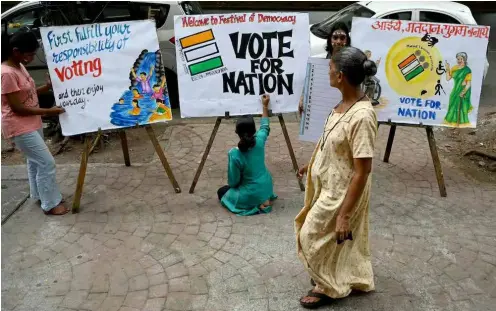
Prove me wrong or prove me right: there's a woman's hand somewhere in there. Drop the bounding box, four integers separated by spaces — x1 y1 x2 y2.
262 94 270 107
335 214 351 243
296 165 308 180
46 106 66 116
298 96 304 115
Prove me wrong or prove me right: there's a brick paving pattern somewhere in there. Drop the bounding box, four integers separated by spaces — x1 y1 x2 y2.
2 120 495 311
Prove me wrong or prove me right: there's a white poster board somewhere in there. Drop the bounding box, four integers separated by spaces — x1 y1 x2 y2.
299 58 341 142
351 17 489 128
174 13 310 118
41 20 172 136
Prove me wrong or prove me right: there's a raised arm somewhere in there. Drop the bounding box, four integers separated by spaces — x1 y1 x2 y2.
161 75 166 88
149 65 154 78
445 61 452 81
257 95 271 143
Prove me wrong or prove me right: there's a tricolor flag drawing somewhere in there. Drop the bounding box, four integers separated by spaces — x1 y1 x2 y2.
398 54 424 81
180 29 224 76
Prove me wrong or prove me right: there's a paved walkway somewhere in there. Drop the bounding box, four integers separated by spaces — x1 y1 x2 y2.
2 120 495 311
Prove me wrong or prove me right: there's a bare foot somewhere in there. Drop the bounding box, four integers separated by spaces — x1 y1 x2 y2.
259 200 271 211
44 204 69 215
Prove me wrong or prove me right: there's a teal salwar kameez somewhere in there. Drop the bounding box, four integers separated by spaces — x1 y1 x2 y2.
221 117 277 216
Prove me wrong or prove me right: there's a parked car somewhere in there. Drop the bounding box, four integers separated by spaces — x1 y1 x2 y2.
1 1 203 108
310 1 489 80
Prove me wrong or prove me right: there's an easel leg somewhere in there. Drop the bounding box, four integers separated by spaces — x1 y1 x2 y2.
72 135 91 214
119 130 131 167
383 125 397 163
278 114 305 191
145 125 181 193
189 117 222 193
426 126 447 197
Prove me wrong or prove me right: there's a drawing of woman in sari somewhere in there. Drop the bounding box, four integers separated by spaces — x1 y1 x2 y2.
444 52 472 127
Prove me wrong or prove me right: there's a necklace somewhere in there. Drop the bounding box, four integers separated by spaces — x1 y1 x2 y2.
319 95 367 151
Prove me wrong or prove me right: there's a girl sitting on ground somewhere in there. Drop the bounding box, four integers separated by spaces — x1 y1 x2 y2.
217 94 277 216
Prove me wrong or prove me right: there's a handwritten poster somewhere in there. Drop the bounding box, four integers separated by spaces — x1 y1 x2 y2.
40 20 172 136
174 13 310 118
299 58 341 142
351 17 489 128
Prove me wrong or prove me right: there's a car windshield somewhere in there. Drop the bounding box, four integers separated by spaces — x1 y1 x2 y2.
181 1 203 15
311 3 375 39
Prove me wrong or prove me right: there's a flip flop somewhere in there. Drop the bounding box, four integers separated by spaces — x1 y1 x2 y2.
300 290 333 309
43 205 69 216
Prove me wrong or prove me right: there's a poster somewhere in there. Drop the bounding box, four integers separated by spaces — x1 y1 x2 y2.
40 20 172 136
174 13 310 118
351 17 489 128
299 58 341 142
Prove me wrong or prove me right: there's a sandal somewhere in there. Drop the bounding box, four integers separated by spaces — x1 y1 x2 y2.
43 204 69 216
300 289 333 309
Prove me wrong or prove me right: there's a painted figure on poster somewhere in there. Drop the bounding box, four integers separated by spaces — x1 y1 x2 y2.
132 65 154 94
110 50 172 126
444 52 473 126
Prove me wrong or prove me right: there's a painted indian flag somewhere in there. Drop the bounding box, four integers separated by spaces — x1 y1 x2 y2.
398 54 424 81
180 29 224 76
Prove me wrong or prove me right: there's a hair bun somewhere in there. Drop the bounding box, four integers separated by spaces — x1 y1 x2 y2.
363 59 377 77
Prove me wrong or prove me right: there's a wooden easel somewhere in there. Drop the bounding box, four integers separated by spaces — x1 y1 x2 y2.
189 112 305 193
72 125 181 213
378 121 447 197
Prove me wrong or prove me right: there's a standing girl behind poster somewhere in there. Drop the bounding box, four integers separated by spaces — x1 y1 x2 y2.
1 30 67 215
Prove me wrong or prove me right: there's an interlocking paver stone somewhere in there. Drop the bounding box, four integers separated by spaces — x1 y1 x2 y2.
2 121 495 311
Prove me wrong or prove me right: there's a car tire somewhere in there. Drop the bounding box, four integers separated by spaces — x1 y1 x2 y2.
165 69 179 109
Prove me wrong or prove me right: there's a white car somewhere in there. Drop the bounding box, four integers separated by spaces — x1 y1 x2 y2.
310 1 489 79
1 1 203 108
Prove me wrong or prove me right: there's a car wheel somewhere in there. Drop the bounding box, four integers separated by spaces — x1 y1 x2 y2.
165 69 179 109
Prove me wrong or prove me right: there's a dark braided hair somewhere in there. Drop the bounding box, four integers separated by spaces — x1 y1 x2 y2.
235 116 256 152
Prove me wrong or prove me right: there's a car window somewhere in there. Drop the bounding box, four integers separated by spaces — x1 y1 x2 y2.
95 2 169 29
419 11 460 24
311 3 375 39
181 2 203 15
380 11 412 21
4 9 42 35
136 3 170 29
